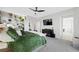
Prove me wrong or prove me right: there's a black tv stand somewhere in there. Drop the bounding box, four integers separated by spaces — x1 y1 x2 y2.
42 29 55 38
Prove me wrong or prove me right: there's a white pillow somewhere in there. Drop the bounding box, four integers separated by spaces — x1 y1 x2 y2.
16 29 22 36
7 24 15 29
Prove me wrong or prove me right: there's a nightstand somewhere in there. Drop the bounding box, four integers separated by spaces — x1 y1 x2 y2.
0 42 8 52
72 37 79 49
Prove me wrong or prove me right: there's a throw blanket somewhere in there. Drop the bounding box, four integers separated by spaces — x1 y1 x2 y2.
7 27 47 52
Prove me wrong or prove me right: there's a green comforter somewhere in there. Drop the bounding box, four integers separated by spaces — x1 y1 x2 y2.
7 27 47 52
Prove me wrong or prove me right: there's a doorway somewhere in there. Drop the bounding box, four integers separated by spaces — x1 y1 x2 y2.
62 17 74 41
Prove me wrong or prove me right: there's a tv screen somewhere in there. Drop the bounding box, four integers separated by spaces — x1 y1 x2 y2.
43 19 52 25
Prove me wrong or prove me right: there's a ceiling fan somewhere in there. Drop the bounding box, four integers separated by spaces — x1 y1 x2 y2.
29 7 45 14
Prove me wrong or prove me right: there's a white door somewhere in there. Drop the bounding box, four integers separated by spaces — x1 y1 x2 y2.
62 17 74 41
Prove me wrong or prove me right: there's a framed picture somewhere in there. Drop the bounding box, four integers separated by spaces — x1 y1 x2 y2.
43 18 53 25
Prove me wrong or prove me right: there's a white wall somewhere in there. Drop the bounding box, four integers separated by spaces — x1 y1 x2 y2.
36 21 41 32
53 8 75 39
24 15 40 32
40 14 61 38
40 8 79 39
24 16 29 31
74 8 79 37
1 11 17 25
41 16 53 29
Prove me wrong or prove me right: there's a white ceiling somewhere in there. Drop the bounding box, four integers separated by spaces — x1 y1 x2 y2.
0 7 73 18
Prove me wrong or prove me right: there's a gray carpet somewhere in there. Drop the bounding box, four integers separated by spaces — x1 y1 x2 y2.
38 37 79 52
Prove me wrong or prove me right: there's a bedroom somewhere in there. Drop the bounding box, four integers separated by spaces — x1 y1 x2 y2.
0 7 79 52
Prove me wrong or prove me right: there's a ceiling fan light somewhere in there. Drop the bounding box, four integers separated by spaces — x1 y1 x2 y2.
34 12 38 15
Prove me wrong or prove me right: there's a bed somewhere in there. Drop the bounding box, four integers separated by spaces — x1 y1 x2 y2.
7 27 47 52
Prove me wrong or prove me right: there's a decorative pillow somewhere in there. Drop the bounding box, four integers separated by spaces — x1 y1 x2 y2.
16 29 22 36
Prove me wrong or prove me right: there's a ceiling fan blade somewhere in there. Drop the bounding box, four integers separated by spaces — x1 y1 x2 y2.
37 10 45 12
29 7 45 13
29 8 36 12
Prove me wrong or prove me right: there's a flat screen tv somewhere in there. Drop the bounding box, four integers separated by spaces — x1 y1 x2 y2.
43 19 52 25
